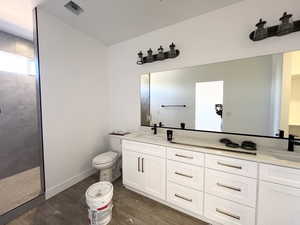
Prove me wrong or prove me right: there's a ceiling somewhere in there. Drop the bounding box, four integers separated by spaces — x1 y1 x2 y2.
40 0 242 45
0 0 45 40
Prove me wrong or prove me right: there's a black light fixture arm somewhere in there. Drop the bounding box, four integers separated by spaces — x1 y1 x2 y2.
137 42 180 65
250 12 300 41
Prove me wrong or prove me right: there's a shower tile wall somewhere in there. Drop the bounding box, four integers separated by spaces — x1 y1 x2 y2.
0 71 41 180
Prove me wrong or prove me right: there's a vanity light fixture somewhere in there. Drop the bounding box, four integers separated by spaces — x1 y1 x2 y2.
137 51 143 65
157 46 165 60
277 12 294 36
253 19 268 41
136 43 180 65
168 43 177 58
249 12 300 41
146 48 154 63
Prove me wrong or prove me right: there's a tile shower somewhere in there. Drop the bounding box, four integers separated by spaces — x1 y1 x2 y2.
0 31 44 219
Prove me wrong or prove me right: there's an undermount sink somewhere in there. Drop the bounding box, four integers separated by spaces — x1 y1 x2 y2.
267 152 300 163
170 140 257 155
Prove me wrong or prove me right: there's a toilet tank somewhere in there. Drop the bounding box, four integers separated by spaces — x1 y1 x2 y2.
109 135 122 153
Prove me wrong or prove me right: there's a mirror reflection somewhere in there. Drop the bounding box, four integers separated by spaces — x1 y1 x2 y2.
141 50 300 138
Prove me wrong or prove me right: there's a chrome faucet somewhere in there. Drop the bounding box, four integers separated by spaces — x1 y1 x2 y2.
151 123 157 135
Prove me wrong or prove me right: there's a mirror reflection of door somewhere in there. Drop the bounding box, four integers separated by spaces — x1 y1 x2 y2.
195 81 224 131
281 51 300 137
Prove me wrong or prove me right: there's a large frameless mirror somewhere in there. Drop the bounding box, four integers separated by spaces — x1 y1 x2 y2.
141 51 300 139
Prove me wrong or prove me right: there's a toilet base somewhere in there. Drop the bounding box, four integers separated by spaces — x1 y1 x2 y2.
99 157 122 182
99 168 113 182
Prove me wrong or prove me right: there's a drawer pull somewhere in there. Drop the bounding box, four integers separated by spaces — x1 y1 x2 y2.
138 157 140 172
141 158 144 173
217 182 241 192
217 162 242 170
175 172 193 178
175 154 194 159
216 208 240 220
174 193 192 202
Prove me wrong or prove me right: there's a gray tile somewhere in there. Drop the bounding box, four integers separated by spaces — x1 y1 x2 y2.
0 72 41 179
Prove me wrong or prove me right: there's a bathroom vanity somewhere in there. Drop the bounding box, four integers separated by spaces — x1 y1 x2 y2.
121 133 300 225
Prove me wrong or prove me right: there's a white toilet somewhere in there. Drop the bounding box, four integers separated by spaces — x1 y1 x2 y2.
92 135 122 182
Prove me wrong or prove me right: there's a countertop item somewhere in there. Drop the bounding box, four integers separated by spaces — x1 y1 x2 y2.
110 131 130 136
225 142 240 149
241 141 257 151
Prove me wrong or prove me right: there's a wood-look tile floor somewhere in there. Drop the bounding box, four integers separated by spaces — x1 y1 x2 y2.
7 174 208 225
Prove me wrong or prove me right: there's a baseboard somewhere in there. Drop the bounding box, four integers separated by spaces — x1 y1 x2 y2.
46 168 96 199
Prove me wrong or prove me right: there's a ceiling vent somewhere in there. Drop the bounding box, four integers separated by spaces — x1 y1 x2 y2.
64 1 84 16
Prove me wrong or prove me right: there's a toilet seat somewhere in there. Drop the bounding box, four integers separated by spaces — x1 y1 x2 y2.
93 151 118 167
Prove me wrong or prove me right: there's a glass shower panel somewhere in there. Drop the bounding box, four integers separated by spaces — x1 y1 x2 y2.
0 60 43 215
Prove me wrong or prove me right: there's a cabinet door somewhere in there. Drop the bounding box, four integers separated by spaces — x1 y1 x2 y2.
122 150 144 190
258 181 300 225
143 154 166 200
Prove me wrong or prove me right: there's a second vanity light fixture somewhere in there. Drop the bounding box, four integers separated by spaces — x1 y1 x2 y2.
137 43 180 65
249 12 300 41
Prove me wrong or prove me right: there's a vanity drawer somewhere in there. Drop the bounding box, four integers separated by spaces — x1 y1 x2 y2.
259 164 300 188
205 169 257 207
167 181 203 215
206 154 258 178
204 194 255 225
122 140 166 158
167 160 204 191
167 147 204 166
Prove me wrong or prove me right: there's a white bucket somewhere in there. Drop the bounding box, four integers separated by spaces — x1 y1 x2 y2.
86 182 113 225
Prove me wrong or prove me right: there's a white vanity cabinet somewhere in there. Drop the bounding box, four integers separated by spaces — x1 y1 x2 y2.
122 149 144 190
167 181 204 215
257 164 300 225
204 154 257 225
205 169 257 207
122 141 166 200
122 138 300 225
205 154 258 178
143 154 166 199
166 147 204 216
204 194 255 225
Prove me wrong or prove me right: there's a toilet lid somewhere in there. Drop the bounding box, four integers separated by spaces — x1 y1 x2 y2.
93 151 118 165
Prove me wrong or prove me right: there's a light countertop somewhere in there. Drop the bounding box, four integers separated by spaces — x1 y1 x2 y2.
119 132 300 170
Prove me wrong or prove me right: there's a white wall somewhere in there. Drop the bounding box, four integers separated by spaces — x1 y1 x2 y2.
37 9 109 198
107 0 300 135
149 55 273 136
